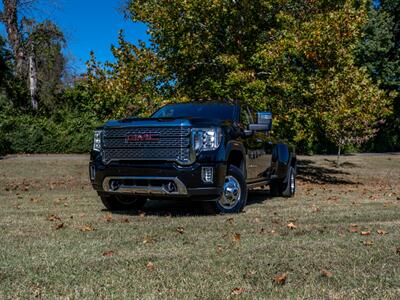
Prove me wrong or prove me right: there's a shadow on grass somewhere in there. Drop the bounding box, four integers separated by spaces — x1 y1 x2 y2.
109 190 272 217
297 159 357 185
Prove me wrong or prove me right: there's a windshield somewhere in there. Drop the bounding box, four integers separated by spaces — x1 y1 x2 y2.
152 103 236 121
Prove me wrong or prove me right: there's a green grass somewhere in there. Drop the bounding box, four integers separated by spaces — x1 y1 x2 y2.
0 154 399 299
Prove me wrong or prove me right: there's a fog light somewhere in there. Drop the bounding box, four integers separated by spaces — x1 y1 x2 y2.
202 167 214 183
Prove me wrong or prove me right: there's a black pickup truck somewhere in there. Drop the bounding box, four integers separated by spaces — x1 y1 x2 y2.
89 102 296 213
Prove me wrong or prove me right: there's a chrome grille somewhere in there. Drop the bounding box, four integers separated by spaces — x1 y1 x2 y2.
102 126 192 164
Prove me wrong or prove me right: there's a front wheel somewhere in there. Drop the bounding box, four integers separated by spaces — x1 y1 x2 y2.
100 195 147 211
215 165 248 214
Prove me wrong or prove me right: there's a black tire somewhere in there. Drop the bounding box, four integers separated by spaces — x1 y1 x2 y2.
215 165 248 214
270 166 296 198
100 195 147 211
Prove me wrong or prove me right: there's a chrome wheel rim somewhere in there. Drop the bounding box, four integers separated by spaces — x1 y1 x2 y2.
290 172 295 194
219 176 241 209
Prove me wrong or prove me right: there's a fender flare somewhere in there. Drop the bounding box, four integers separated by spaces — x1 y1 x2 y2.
225 141 247 176
272 143 291 180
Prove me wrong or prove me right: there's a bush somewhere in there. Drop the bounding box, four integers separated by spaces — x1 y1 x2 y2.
0 109 101 155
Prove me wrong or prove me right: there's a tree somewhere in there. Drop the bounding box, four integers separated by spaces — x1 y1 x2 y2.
356 0 400 151
83 31 169 120
127 0 392 155
0 0 66 111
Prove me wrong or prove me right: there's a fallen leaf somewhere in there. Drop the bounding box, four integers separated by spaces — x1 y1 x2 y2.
287 222 297 229
231 287 244 296
48 214 61 222
320 269 333 278
377 229 387 235
216 245 223 253
139 211 146 218
146 261 154 271
55 223 64 230
143 236 154 244
233 233 241 242
102 250 114 257
360 231 371 236
226 217 234 224
311 205 321 213
80 225 94 232
103 213 113 222
349 228 358 233
254 217 260 223
274 273 287 285
363 240 374 246
176 227 185 234
120 217 130 223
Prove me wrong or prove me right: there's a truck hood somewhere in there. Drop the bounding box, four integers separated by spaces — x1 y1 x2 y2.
103 117 232 128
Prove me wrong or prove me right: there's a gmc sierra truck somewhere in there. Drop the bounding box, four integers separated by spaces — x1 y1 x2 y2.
89 102 296 214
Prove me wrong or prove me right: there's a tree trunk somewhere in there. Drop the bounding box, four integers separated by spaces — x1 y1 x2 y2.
28 54 38 110
336 145 341 168
1 0 25 76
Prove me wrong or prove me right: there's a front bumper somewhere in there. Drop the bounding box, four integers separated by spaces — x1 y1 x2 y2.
89 160 227 200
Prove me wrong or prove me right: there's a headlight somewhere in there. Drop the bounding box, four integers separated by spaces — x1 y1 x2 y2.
192 128 222 152
93 130 103 151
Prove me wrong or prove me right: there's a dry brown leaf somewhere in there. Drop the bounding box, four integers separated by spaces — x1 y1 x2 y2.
233 233 241 242
48 214 61 222
55 223 64 230
287 222 297 229
216 245 223 253
120 217 130 223
80 225 94 232
274 273 287 285
226 217 234 224
176 227 185 234
143 236 154 244
349 228 358 233
146 261 155 271
231 287 244 296
320 269 333 278
103 213 113 222
102 250 114 257
363 240 374 246
377 229 387 235
311 205 321 213
360 231 371 236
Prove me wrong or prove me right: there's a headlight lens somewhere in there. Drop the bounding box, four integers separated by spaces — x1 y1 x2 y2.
192 128 222 152
93 130 103 151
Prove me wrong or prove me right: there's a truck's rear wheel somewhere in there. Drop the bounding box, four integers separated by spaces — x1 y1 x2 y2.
215 165 247 214
100 195 147 211
270 166 296 198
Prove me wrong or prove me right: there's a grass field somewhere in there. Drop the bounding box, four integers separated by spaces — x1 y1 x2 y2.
0 154 399 299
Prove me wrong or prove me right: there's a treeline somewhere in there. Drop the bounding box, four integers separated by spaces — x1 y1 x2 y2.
0 0 399 156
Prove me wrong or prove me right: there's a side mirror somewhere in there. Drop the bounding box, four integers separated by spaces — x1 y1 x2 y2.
248 112 272 132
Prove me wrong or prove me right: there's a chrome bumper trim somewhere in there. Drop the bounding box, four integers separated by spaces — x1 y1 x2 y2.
102 176 188 195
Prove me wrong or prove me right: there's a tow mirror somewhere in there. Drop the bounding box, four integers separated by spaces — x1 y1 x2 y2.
248 112 272 132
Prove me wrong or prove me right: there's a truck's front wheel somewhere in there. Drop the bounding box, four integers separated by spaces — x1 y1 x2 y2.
215 165 247 214
100 195 147 211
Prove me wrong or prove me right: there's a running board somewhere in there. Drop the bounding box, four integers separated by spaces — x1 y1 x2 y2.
247 180 270 189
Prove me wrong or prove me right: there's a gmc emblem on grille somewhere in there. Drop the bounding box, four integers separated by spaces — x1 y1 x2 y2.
125 134 159 143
